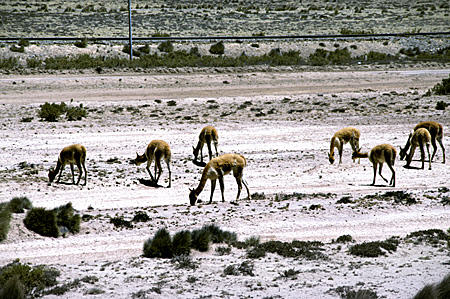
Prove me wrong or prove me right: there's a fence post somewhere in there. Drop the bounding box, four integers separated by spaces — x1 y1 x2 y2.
128 0 133 60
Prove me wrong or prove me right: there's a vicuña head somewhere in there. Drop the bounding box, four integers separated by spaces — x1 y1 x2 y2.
352 144 396 187
328 127 360 165
132 140 172 188
193 126 219 163
189 153 250 206
48 144 87 185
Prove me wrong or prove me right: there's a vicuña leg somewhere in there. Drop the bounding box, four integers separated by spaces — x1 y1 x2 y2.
371 162 377 185
426 143 431 170
218 176 225 202
437 138 445 163
70 164 75 184
378 163 388 183
387 162 395 187
165 159 172 188
209 179 216 204
76 161 83 185
146 157 156 182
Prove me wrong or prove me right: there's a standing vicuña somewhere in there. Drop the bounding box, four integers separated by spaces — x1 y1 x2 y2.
352 144 396 187
131 140 172 188
189 153 250 205
48 144 87 185
399 121 445 164
328 127 360 164
401 128 432 170
193 125 219 163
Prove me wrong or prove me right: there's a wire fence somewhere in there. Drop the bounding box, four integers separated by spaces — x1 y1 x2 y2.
1 31 449 43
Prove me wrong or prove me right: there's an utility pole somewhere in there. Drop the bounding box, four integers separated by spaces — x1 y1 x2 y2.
128 0 133 60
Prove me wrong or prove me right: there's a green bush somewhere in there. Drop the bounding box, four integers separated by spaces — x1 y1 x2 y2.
0 275 26 299
132 211 150 222
209 41 225 55
143 228 173 258
202 224 237 244
436 101 447 110
413 274 450 299
349 237 399 257
26 58 42 68
0 57 19 69
18 39 29 47
10 45 24 53
157 41 174 53
0 260 60 297
427 75 450 95
74 39 88 48
38 102 87 122
110 216 133 229
23 203 80 237
65 105 87 121
191 228 211 252
53 202 80 234
335 234 353 243
0 203 12 242
38 102 67 122
172 230 192 256
8 197 32 213
24 208 59 237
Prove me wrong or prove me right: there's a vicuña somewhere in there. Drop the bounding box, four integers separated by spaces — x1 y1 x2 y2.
189 153 250 205
352 144 396 187
48 144 87 185
193 125 219 163
399 121 445 164
328 127 360 164
131 140 172 188
401 128 432 170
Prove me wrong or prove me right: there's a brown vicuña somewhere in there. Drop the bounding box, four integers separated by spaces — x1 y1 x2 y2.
399 121 445 164
189 153 250 205
352 144 396 187
193 125 219 163
403 128 432 170
48 144 87 185
328 127 360 164
131 140 172 188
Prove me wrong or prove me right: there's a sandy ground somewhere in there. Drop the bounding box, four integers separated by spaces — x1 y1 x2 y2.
0 67 449 298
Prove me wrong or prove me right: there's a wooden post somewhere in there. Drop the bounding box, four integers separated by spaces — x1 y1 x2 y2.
128 0 133 60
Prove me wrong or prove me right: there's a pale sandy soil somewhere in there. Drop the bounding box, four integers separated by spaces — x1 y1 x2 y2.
0 67 449 298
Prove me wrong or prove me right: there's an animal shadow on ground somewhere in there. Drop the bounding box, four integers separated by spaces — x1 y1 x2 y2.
402 164 425 170
138 178 163 188
192 160 207 167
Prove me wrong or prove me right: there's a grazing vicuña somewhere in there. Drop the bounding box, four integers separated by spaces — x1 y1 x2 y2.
48 144 87 185
131 140 172 188
352 144 396 187
328 127 360 165
189 153 250 205
193 125 219 163
399 121 445 164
